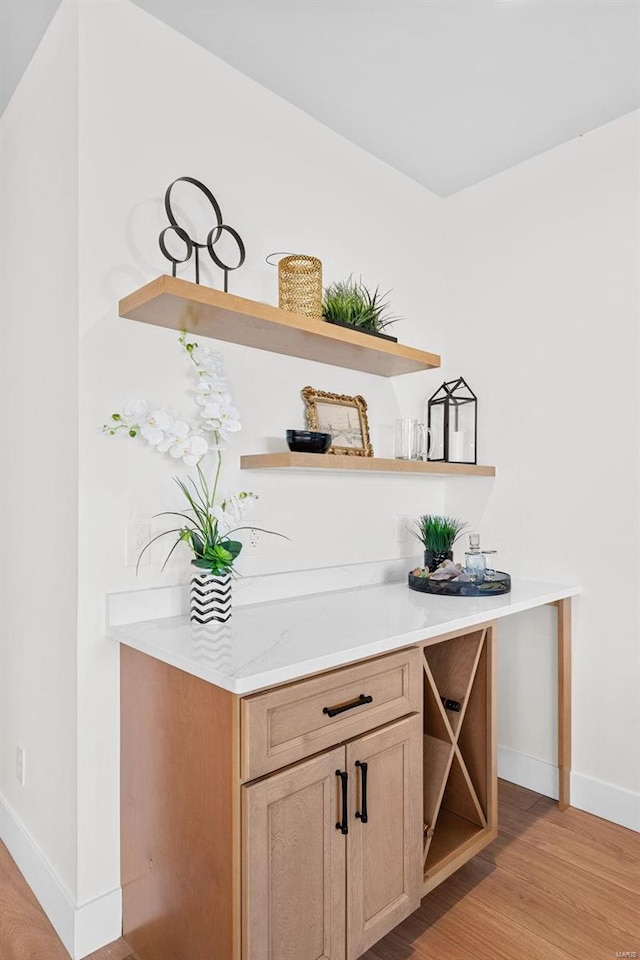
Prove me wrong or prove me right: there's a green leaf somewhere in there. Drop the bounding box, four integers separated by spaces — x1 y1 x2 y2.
160 536 183 572
223 539 242 559
174 477 209 531
211 544 233 563
322 276 400 333
225 525 290 542
189 530 205 556
411 515 468 553
135 528 184 574
157 511 199 525
112 413 121 421
192 557 233 575
188 473 210 514
129 429 137 438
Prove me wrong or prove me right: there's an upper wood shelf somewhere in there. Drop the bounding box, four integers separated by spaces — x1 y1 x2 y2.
240 452 496 477
119 276 441 377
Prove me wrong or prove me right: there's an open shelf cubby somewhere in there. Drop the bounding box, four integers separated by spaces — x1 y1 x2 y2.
422 626 497 893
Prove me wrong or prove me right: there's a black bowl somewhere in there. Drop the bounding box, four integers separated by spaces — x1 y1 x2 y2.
286 430 332 454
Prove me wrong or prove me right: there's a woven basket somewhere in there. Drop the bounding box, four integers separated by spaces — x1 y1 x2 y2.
278 255 323 319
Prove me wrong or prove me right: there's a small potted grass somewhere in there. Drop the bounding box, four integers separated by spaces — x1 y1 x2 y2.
412 514 467 572
322 276 400 341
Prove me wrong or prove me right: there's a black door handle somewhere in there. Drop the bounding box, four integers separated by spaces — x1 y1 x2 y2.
335 770 349 834
323 693 373 718
355 760 368 823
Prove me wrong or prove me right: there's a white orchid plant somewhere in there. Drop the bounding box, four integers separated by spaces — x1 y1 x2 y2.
104 332 273 577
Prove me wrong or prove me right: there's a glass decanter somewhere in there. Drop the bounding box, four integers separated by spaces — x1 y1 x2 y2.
465 533 486 583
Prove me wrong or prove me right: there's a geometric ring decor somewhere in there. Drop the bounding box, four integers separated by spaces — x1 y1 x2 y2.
159 176 246 292
190 571 232 624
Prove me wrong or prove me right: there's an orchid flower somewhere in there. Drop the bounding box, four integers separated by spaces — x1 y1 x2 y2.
103 331 283 578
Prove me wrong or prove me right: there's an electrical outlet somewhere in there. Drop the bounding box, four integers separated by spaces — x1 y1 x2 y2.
246 527 264 556
396 515 411 544
126 520 151 567
16 747 25 786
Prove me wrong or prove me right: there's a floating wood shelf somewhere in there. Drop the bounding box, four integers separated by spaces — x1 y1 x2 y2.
240 452 496 477
119 276 440 377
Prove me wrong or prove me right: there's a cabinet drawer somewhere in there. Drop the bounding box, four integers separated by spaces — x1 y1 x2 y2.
241 648 421 780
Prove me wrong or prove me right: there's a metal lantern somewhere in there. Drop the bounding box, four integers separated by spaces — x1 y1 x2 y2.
266 252 323 318
427 377 478 464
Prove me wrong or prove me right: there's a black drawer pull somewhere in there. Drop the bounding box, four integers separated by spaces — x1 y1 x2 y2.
323 693 373 718
335 770 349 834
355 760 368 824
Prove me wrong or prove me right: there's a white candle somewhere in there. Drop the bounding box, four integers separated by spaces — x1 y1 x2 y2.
450 431 465 461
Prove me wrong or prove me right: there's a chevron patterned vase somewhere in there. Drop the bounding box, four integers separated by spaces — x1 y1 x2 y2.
190 571 232 624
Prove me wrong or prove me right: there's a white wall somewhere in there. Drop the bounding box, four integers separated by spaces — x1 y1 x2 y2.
2 1 638 954
443 111 640 821
0 0 79 902
75 0 447 910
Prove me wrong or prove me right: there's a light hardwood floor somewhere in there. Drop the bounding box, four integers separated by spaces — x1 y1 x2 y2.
0 846 133 960
1 781 638 960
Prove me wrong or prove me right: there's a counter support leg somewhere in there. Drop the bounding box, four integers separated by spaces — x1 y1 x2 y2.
556 598 572 810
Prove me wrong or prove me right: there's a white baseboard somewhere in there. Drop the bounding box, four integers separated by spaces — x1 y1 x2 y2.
0 791 76 954
498 745 640 832
570 770 640 833
0 792 121 958
498 745 559 799
74 886 122 959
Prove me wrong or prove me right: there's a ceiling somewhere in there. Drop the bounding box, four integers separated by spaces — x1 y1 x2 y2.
2 0 639 196
1 0 62 114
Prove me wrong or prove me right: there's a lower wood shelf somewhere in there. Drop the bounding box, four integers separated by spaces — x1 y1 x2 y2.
425 809 487 874
240 452 496 477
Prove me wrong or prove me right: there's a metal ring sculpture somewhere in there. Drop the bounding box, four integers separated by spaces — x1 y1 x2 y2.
158 177 246 291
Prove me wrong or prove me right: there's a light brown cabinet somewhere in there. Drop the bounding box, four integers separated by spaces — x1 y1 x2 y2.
243 746 346 960
243 715 422 960
121 628 497 960
241 648 421 780
345 715 422 958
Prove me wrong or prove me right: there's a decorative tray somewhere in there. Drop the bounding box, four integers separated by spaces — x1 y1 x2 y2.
408 570 511 597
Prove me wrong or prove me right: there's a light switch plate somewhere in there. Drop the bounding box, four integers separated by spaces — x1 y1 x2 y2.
396 516 411 544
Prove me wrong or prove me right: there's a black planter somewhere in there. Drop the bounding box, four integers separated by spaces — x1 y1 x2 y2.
323 317 398 342
424 549 453 573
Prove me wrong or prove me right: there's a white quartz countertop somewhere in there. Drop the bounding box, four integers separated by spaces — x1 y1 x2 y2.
108 578 580 695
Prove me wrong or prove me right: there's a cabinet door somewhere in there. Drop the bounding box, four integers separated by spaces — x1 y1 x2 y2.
346 714 422 959
243 745 346 960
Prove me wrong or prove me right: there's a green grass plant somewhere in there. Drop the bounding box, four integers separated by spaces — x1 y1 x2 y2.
322 277 400 334
412 514 467 554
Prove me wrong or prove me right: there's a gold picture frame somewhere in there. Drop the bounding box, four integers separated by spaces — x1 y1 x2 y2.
301 386 373 457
